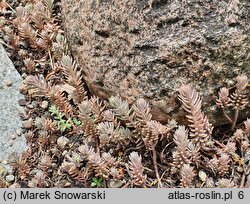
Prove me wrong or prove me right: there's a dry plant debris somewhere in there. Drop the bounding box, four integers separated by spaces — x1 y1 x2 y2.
0 0 250 188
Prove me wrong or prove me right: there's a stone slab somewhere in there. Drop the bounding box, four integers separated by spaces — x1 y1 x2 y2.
0 44 27 164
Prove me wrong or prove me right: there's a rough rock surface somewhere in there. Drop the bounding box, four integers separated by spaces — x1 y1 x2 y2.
61 0 250 125
0 44 27 163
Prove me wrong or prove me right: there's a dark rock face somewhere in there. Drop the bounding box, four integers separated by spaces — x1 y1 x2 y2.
61 0 250 125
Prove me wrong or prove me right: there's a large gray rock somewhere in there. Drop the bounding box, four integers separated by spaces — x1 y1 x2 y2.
0 44 27 163
61 0 250 125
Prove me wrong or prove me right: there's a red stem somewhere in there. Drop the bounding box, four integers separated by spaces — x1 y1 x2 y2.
222 108 233 124
231 109 239 130
152 147 162 188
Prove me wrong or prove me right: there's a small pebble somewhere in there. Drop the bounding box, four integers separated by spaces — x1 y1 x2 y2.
18 99 27 106
64 182 72 187
5 175 15 183
10 134 16 140
198 170 208 182
26 104 34 109
236 166 244 173
108 179 124 188
21 73 27 79
4 79 12 87
41 101 49 109
22 119 33 129
32 101 38 108
16 128 23 136
51 163 57 169
2 160 8 165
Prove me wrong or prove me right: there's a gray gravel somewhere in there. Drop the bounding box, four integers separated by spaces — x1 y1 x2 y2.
0 44 27 166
